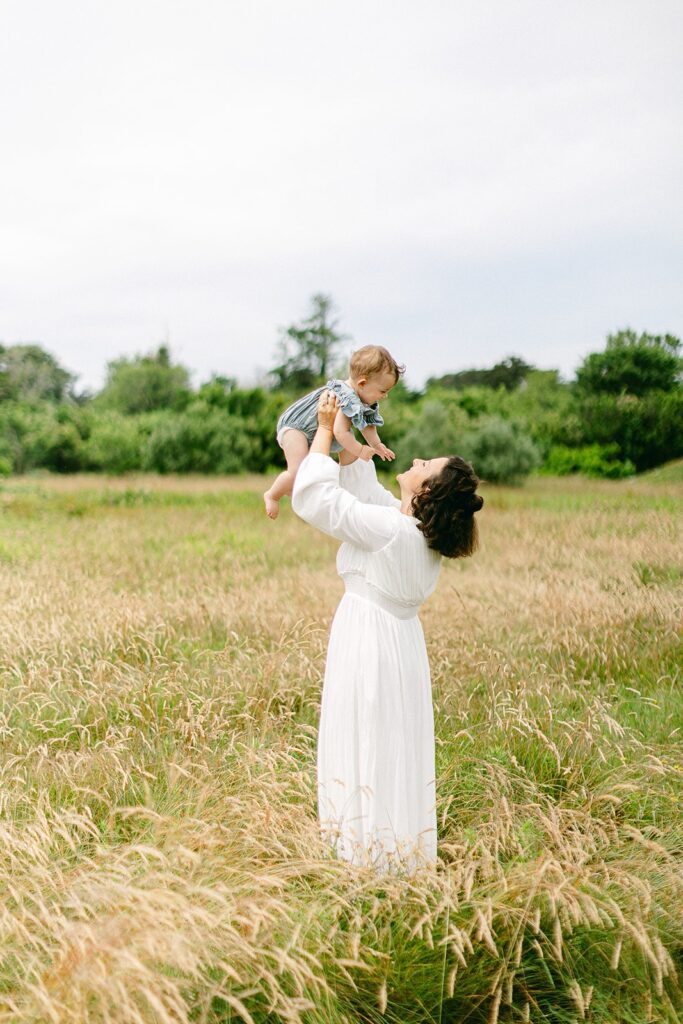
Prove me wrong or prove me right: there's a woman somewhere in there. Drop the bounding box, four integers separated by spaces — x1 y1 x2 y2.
292 391 483 875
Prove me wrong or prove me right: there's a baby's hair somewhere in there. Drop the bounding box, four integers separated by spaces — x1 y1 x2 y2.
349 345 406 385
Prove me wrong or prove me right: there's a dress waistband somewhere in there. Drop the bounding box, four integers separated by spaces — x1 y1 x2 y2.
342 574 419 620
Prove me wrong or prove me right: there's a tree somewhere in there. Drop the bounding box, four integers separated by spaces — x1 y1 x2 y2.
576 390 683 471
270 293 349 390
427 356 534 392
95 345 192 414
0 343 76 402
501 370 583 454
576 330 681 397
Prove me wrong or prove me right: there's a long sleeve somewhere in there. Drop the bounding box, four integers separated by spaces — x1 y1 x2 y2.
339 458 402 509
292 452 399 552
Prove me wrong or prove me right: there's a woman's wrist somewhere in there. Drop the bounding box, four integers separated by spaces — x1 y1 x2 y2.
310 424 334 455
312 391 339 454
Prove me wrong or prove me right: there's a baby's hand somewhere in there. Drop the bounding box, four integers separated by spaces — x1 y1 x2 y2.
370 442 395 461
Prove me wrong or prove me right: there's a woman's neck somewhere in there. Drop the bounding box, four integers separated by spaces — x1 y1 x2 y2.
398 481 415 517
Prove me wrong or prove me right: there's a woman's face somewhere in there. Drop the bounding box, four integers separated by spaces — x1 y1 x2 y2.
397 456 450 494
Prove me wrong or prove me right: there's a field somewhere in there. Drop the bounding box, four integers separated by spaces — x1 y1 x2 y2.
0 469 681 1023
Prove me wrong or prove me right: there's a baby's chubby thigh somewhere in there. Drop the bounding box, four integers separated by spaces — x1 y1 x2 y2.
278 428 311 472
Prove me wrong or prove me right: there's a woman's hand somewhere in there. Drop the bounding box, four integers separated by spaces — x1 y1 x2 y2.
316 390 339 430
309 391 340 456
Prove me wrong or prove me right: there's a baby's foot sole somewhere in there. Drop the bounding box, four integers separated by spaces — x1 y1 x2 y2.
263 492 280 519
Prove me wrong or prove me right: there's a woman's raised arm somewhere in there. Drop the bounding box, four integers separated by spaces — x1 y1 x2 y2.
339 458 401 509
292 390 399 551
292 452 398 552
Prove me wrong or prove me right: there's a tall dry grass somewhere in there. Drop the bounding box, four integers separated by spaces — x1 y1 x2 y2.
0 472 681 1023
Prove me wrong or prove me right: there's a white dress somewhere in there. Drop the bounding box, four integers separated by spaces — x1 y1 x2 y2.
292 451 443 875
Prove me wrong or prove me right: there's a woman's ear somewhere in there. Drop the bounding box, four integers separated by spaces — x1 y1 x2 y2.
411 482 429 514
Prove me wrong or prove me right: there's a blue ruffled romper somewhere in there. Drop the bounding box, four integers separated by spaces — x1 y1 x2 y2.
276 379 384 454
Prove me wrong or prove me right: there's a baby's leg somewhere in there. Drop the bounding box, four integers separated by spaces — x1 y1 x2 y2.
264 429 310 519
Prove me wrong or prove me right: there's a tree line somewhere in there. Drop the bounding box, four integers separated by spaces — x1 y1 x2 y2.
1 294 681 483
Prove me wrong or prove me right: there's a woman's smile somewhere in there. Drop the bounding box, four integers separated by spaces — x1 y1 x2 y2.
398 456 450 492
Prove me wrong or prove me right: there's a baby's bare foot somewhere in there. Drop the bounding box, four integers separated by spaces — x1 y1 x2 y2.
263 491 279 519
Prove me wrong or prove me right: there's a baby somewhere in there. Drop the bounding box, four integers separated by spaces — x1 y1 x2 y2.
264 344 405 519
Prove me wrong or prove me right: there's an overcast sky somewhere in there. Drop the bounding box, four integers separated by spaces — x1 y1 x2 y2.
1 0 681 393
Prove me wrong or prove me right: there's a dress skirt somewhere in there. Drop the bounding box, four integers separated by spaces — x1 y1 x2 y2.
317 587 438 875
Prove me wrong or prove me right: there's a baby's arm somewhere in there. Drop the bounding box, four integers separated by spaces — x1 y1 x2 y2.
334 409 374 461
360 424 395 461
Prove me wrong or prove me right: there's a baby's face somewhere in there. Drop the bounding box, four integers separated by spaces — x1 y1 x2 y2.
356 369 397 405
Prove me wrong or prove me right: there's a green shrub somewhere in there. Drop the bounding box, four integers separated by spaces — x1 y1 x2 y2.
24 417 85 473
0 430 14 474
459 416 541 484
543 444 635 479
142 408 259 473
577 390 683 471
393 400 468 468
0 403 29 472
501 370 584 455
0 403 89 473
84 412 149 473
0 444 11 475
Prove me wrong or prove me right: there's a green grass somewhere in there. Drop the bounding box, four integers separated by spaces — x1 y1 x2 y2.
637 458 683 484
0 470 681 1023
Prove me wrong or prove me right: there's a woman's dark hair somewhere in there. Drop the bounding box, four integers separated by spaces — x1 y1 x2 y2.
411 456 483 558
